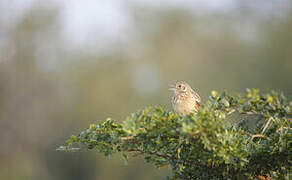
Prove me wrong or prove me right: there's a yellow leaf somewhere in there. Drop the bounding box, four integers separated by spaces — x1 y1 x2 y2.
178 148 181 159
211 91 217 97
267 96 273 103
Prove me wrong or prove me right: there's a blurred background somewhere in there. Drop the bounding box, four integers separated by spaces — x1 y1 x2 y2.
0 0 291 179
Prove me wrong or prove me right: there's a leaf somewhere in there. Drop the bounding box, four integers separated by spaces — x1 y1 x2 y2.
121 153 128 165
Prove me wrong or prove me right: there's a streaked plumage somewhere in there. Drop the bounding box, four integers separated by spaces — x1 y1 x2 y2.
169 81 201 115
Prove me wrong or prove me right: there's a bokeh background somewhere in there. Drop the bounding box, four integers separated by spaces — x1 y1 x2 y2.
0 0 291 179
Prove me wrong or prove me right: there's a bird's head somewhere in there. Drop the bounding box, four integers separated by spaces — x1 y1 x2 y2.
169 81 190 94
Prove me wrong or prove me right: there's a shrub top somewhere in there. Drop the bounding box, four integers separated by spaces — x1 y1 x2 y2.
58 89 291 179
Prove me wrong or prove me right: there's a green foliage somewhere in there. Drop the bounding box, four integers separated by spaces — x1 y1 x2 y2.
58 89 291 179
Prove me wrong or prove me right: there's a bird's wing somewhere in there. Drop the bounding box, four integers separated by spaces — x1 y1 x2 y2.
195 101 200 111
190 90 201 111
191 90 201 104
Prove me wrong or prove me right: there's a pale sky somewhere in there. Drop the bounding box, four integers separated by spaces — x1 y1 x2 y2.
58 0 238 50
0 0 290 52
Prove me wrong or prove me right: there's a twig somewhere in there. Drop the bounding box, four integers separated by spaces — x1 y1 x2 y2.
191 130 200 135
276 126 292 132
251 134 266 139
127 148 171 159
261 117 273 134
126 148 206 168
227 109 236 115
121 136 134 140
244 111 258 115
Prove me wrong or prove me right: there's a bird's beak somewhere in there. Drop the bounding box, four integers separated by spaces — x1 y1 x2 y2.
168 84 176 91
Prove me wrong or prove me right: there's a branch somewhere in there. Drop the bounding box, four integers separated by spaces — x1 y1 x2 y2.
251 134 266 139
124 147 207 168
261 117 273 134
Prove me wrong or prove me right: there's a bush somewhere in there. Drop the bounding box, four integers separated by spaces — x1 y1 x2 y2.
58 89 291 179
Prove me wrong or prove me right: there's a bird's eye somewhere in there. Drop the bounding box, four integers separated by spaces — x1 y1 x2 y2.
178 85 181 88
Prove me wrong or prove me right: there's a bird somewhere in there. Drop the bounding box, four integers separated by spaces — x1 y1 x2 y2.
169 81 201 115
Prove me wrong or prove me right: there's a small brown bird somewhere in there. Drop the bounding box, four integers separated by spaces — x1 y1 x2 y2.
169 81 201 115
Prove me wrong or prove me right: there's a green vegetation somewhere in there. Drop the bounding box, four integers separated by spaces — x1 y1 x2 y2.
58 89 291 179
